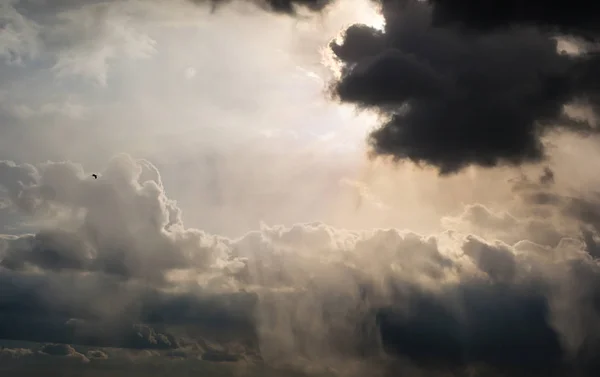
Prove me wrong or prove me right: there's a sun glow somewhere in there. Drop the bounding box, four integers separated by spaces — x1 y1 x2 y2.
363 10 385 31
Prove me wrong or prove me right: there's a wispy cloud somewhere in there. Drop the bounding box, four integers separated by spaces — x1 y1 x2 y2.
0 0 41 64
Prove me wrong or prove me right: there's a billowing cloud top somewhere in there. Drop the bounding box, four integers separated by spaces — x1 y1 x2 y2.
1 155 600 376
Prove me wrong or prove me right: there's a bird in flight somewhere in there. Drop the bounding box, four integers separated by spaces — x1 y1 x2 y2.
92 174 98 179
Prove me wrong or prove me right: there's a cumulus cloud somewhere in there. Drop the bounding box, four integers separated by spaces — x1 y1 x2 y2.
39 343 89 361
0 154 233 281
328 0 600 174
2 155 600 375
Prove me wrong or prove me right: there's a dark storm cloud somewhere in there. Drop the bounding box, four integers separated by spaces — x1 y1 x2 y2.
329 0 600 174
427 0 600 39
377 284 563 372
0 268 258 350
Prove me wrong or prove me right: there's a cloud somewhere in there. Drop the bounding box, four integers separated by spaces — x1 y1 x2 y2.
198 0 336 14
426 0 600 39
0 347 34 359
6 0 600 179
5 1 600 375
328 0 600 174
0 0 336 86
0 0 40 65
86 349 109 359
339 178 390 210
2 0 159 86
48 1 157 86
39 343 89 361
183 67 197 79
3 155 600 375
0 154 230 282
0 341 296 377
0 94 89 121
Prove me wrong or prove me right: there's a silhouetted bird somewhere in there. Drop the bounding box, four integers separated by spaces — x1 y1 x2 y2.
92 174 98 179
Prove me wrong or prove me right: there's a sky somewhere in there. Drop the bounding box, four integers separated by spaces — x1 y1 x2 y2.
2 0 600 376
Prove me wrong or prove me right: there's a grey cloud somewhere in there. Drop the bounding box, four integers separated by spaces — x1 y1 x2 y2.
4 156 600 375
0 268 258 351
0 154 225 282
8 0 600 179
39 343 88 360
5 2 600 376
540 166 555 185
86 349 108 359
328 0 600 174
442 203 567 247
0 0 40 64
462 236 517 282
1 0 334 86
2 0 157 85
228 178 600 375
0 347 34 359
0 341 311 377
0 160 39 212
195 0 336 14
230 222 599 374
426 0 600 40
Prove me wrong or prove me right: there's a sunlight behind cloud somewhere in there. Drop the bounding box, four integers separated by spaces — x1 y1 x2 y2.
4 1 600 376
